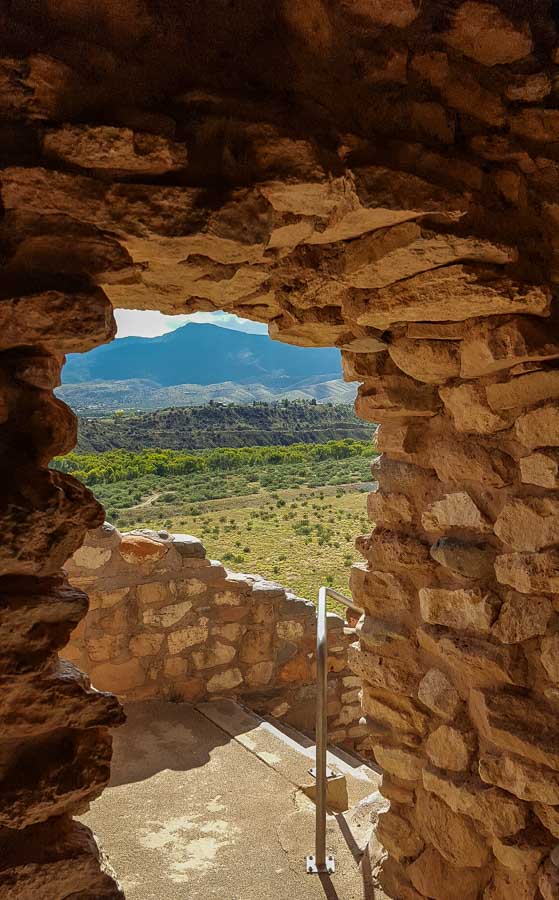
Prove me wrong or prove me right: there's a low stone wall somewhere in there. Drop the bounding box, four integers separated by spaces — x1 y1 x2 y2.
62 524 365 748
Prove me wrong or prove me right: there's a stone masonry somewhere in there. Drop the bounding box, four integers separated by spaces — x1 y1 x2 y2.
3 1 559 897
63 525 364 748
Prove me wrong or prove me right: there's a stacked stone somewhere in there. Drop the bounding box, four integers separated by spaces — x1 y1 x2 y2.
64 526 364 748
344 312 559 897
0 288 125 896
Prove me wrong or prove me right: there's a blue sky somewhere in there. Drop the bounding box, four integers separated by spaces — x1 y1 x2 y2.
115 309 268 338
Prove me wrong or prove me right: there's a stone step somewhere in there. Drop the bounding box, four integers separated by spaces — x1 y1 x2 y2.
196 698 381 811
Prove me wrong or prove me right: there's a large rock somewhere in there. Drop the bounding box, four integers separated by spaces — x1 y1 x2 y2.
43 125 188 176
407 846 488 900
417 668 460 720
429 539 497 580
362 686 428 735
415 788 490 868
480 752 559 804
419 586 500 633
373 744 424 781
349 265 549 330
425 725 471 772
516 405 559 450
348 642 420 697
494 498 559 552
469 688 559 771
422 492 492 533
520 451 559 489
491 592 552 644
443 2 532 66
495 551 559 594
388 336 460 383
418 626 525 689
440 383 510 433
460 319 559 378
376 809 424 862
487 370 559 411
422 766 526 836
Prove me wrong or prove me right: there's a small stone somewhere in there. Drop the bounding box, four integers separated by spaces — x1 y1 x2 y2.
491 592 552 644
206 668 243 693
90 658 145 693
492 830 547 875
495 551 559 594
143 600 192 628
541 634 559 682
407 846 487 900
419 586 500 634
388 337 460 384
480 752 559 804
373 744 424 781
244 661 274 687
71 545 112 570
417 668 460 721
415 788 490 868
461 319 559 379
443 2 532 66
367 491 414 526
422 491 492 533
539 858 559 900
516 404 559 450
494 498 559 552
192 641 236 670
520 451 559 489
534 803 559 839
422 766 526 836
119 534 168 565
418 627 524 689
276 620 304 641
167 620 209 654
426 726 471 772
377 809 424 862
342 0 419 27
129 633 164 657
163 657 188 678
487 370 559 411
469 688 559 771
440 383 510 433
429 539 497 580
348 642 420 697
362 687 428 735
506 73 552 103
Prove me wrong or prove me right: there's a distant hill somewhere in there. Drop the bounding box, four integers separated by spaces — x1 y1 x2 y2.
75 401 372 452
62 323 342 387
59 322 352 412
56 375 356 413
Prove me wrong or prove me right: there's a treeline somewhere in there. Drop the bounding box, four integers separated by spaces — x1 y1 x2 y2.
75 400 371 453
52 439 376 486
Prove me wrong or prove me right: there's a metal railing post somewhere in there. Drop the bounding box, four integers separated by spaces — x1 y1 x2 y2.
305 586 363 876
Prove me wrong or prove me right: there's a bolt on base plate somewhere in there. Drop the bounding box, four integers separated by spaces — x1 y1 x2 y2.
306 855 336 875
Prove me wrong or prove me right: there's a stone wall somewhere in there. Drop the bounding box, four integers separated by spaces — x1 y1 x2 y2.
63 525 365 749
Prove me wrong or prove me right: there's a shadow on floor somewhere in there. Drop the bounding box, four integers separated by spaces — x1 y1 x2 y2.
107 700 232 787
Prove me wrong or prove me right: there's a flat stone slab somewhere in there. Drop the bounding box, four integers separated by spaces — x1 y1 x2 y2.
80 700 387 899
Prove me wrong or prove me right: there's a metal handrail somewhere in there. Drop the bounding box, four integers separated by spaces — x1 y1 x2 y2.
305 586 364 876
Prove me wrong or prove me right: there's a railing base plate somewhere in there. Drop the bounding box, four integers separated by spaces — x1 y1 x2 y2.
305 854 336 875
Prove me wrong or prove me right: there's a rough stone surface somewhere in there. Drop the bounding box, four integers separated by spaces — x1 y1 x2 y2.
4 3 559 893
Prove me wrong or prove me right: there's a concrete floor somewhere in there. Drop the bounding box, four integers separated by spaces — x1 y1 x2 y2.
81 701 388 900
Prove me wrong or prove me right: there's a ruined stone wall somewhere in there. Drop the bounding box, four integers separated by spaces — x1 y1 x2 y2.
63 525 364 749
344 326 559 899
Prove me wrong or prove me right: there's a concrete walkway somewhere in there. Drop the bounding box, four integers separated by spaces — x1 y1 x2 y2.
81 701 388 900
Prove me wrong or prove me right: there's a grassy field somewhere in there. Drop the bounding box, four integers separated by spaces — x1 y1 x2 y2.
92 453 376 607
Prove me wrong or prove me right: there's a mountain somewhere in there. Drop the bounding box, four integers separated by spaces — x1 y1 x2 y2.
59 322 352 412
62 323 342 387
74 401 372 453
